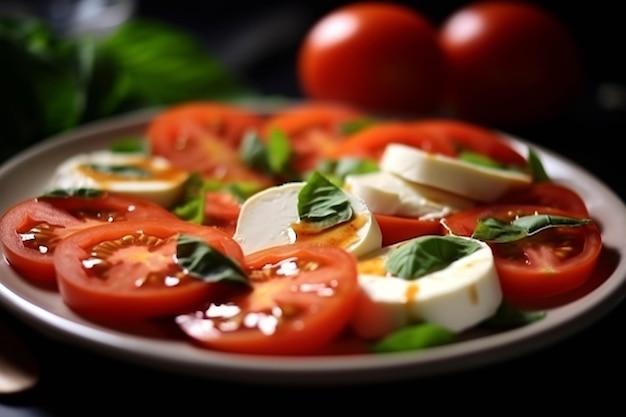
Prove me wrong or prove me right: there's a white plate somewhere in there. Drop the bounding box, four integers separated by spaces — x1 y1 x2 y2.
1 108 625 385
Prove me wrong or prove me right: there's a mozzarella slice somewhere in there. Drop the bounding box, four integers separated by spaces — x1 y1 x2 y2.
344 171 476 220
351 236 502 340
379 143 532 202
47 150 190 208
233 181 382 256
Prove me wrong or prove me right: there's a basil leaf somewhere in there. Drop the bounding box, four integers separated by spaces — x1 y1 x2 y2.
267 127 291 174
314 157 379 186
473 214 592 243
41 188 104 198
109 136 148 153
458 150 504 169
528 147 550 182
176 234 249 286
87 163 151 178
297 172 353 231
480 303 546 329
385 235 482 280
370 323 454 353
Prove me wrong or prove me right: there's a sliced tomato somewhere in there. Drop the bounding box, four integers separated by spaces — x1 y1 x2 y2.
261 101 369 174
442 204 602 304
145 102 274 186
494 182 589 217
175 243 360 355
329 121 456 162
53 219 245 322
408 119 528 168
0 193 178 286
204 190 241 236
375 213 443 246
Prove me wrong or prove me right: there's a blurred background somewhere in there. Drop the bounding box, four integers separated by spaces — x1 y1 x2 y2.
1 0 624 186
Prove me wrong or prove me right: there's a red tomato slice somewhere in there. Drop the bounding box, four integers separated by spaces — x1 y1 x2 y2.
329 121 456 162
175 243 360 355
53 219 245 322
204 190 241 236
0 193 178 286
494 182 589 217
145 102 274 186
409 119 528 168
261 102 369 174
375 213 443 246
442 204 602 304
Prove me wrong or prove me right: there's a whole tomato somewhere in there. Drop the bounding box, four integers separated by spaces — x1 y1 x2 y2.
438 1 583 128
297 2 446 116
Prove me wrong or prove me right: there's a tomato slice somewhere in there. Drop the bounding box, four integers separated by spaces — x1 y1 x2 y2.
203 190 241 236
261 102 369 174
329 121 456 162
375 213 443 246
0 193 178 286
494 182 589 217
442 204 602 304
175 243 360 355
409 119 528 168
145 101 274 186
53 219 245 322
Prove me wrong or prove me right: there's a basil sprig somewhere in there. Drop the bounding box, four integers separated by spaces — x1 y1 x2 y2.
370 323 455 353
176 234 249 287
297 171 353 231
386 235 482 280
472 214 592 243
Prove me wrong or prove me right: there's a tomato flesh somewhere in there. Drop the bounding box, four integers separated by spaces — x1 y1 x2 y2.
54 219 245 322
442 204 602 304
0 194 178 285
176 243 360 355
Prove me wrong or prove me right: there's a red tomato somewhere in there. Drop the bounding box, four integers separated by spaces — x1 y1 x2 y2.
329 121 456 162
0 193 178 286
375 213 443 246
175 243 360 355
439 1 583 128
494 182 589 217
261 101 369 174
204 190 241 236
442 204 602 304
145 102 274 186
298 2 446 115
53 219 245 322
409 118 528 168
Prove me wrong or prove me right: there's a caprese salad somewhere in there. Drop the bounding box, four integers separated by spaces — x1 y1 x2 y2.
0 100 603 356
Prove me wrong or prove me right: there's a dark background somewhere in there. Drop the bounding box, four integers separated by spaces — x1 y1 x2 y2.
1 0 625 414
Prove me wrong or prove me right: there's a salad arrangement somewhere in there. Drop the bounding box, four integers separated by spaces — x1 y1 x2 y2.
0 100 602 356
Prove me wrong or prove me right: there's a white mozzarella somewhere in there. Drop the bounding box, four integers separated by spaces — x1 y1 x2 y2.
344 171 476 220
233 181 382 256
379 143 532 202
351 236 502 340
47 150 189 208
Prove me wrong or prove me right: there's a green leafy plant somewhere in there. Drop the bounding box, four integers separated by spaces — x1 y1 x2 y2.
0 16 253 162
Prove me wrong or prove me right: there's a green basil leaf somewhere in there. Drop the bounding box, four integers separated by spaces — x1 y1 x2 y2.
458 150 504 169
314 157 379 186
297 171 353 231
87 163 151 178
480 303 546 329
473 214 592 243
176 234 249 286
385 235 482 280
267 127 291 174
528 147 550 182
370 323 455 353
338 117 377 135
41 188 104 198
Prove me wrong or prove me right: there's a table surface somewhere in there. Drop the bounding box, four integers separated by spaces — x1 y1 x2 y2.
2 1 626 413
